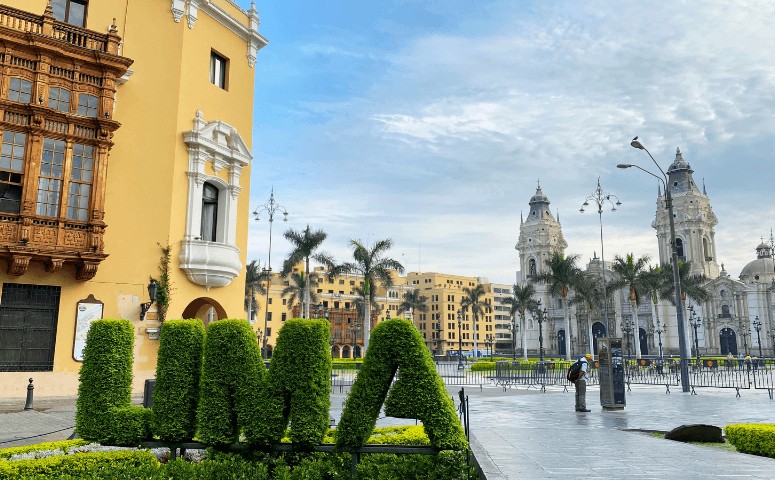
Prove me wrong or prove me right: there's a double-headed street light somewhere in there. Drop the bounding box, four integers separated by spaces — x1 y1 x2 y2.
753 316 763 358
621 137 690 393
580 178 621 335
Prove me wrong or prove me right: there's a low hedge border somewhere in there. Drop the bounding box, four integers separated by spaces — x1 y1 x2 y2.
725 424 775 458
0 439 90 460
0 449 158 478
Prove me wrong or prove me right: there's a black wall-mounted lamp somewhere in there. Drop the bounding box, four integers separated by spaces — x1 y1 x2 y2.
140 279 159 320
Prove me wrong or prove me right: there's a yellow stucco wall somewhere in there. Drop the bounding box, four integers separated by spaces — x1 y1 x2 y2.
0 0 259 397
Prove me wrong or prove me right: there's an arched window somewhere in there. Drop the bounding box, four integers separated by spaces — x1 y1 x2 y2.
675 238 685 260
703 238 711 260
721 304 730 318
201 182 218 241
529 258 537 277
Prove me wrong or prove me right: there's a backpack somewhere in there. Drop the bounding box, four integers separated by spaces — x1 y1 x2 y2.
567 359 583 382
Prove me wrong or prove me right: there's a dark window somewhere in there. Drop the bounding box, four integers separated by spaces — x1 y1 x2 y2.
675 238 685 260
210 51 228 89
66 144 93 221
281 313 287 322
77 94 99 117
0 131 25 214
200 182 218 241
37 138 65 217
52 0 87 27
48 87 71 113
8 78 32 103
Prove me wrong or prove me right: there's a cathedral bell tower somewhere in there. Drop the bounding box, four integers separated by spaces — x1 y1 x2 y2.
653 148 720 278
516 183 568 279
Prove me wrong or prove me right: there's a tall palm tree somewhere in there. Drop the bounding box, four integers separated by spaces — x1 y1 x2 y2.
282 225 335 318
504 283 539 361
532 252 583 360
339 239 404 351
609 253 650 359
460 284 486 359
398 288 429 325
280 272 319 315
639 265 666 351
244 259 270 322
659 260 711 305
569 272 604 356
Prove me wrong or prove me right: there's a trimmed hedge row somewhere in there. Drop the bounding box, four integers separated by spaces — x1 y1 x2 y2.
336 319 467 451
725 424 775 457
0 449 158 478
258 318 332 448
152 319 205 441
0 439 89 460
75 319 148 445
197 318 267 445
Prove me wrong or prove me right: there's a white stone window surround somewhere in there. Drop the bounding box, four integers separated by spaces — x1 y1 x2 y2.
179 110 251 288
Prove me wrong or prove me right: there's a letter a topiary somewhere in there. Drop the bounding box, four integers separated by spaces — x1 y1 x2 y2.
246 318 331 447
152 319 205 441
197 319 266 445
336 319 467 450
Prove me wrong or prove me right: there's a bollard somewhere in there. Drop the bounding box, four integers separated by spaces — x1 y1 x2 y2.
24 378 34 410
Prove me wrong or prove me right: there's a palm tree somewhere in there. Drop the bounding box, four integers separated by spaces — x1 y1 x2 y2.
569 272 604 356
504 283 539 361
282 225 335 319
280 272 319 315
244 260 270 322
339 239 404 351
609 253 650 359
532 252 583 360
460 284 487 359
639 265 666 352
659 260 711 305
398 288 429 325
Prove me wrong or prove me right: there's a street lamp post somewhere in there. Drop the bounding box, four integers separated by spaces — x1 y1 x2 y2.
486 334 493 360
254 188 288 359
621 320 633 360
688 306 702 365
457 309 464 370
580 179 621 334
537 308 546 363
753 317 763 358
623 137 691 392
435 318 443 359
511 320 519 362
740 325 750 356
654 319 665 360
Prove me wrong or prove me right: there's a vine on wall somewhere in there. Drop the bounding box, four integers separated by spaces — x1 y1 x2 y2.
154 243 172 322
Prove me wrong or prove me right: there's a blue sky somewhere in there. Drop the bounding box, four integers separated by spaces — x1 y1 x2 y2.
238 0 775 284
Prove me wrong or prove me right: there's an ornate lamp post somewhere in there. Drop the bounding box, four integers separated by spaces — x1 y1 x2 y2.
623 137 690 393
254 188 288 359
457 309 464 370
349 322 360 359
688 306 702 365
654 319 665 360
740 324 750 356
580 178 621 334
511 320 519 362
537 308 546 363
435 316 443 359
620 319 634 361
753 316 763 358
486 334 493 360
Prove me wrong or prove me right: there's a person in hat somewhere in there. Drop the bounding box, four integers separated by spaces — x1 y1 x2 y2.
574 353 593 412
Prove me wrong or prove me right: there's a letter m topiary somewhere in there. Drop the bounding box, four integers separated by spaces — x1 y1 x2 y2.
336 319 467 450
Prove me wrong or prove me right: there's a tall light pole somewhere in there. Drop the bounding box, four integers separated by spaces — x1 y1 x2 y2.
753 316 763 358
654 319 665 360
254 188 288 359
621 137 690 393
688 305 702 365
537 308 546 363
580 178 621 335
457 309 464 370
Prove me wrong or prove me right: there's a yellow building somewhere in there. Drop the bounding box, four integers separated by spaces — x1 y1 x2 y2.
0 0 266 397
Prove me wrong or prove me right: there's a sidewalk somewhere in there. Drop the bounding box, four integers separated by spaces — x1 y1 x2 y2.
464 384 775 479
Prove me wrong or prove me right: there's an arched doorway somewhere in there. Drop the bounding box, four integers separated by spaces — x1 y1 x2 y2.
592 322 606 355
557 329 566 357
639 328 649 356
342 345 351 358
181 297 227 325
353 345 362 359
720 328 737 355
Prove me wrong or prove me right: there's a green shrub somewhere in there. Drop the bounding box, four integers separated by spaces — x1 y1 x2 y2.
75 319 135 443
248 318 332 448
152 319 206 441
0 449 158 478
725 424 775 458
357 450 474 480
197 319 267 445
470 361 495 372
336 319 467 451
104 405 152 446
0 439 89 459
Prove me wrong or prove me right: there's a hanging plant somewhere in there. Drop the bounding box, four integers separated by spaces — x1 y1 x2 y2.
153 243 172 322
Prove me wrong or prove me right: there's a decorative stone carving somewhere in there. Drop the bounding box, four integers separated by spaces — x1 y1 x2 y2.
76 261 99 280
171 0 185 23
46 257 65 273
8 255 31 276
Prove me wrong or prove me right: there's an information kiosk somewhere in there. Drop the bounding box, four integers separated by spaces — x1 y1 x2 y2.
598 337 626 409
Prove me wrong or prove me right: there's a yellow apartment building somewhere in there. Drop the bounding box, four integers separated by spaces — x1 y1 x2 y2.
0 0 266 396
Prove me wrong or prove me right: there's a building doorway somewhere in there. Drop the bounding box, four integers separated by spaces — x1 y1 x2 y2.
557 329 566 357
0 283 61 372
719 328 737 356
639 327 649 356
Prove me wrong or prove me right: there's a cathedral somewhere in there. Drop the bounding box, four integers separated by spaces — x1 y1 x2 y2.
515 149 774 360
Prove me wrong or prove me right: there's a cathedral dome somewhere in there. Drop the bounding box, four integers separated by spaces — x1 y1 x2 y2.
667 147 692 173
529 186 550 205
739 255 775 283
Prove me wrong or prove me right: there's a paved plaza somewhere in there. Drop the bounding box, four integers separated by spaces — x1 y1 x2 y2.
1 385 774 479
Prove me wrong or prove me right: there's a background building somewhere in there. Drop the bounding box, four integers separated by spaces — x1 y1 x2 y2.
0 0 266 396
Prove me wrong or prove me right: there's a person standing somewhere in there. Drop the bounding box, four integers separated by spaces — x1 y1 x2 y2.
574 353 593 412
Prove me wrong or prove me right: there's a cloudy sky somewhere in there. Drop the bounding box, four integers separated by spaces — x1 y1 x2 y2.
238 0 775 285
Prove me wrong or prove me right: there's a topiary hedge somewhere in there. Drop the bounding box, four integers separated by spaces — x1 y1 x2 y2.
0 449 158 478
725 424 775 458
75 319 148 444
152 319 206 442
251 318 332 448
336 318 467 451
197 319 267 445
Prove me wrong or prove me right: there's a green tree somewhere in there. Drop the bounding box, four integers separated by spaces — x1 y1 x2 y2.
659 260 711 305
281 272 319 314
568 272 604 356
398 288 429 325
532 252 583 360
504 283 539 361
244 260 270 322
609 253 651 358
282 225 335 318
339 239 404 352
460 284 486 359
638 265 666 350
